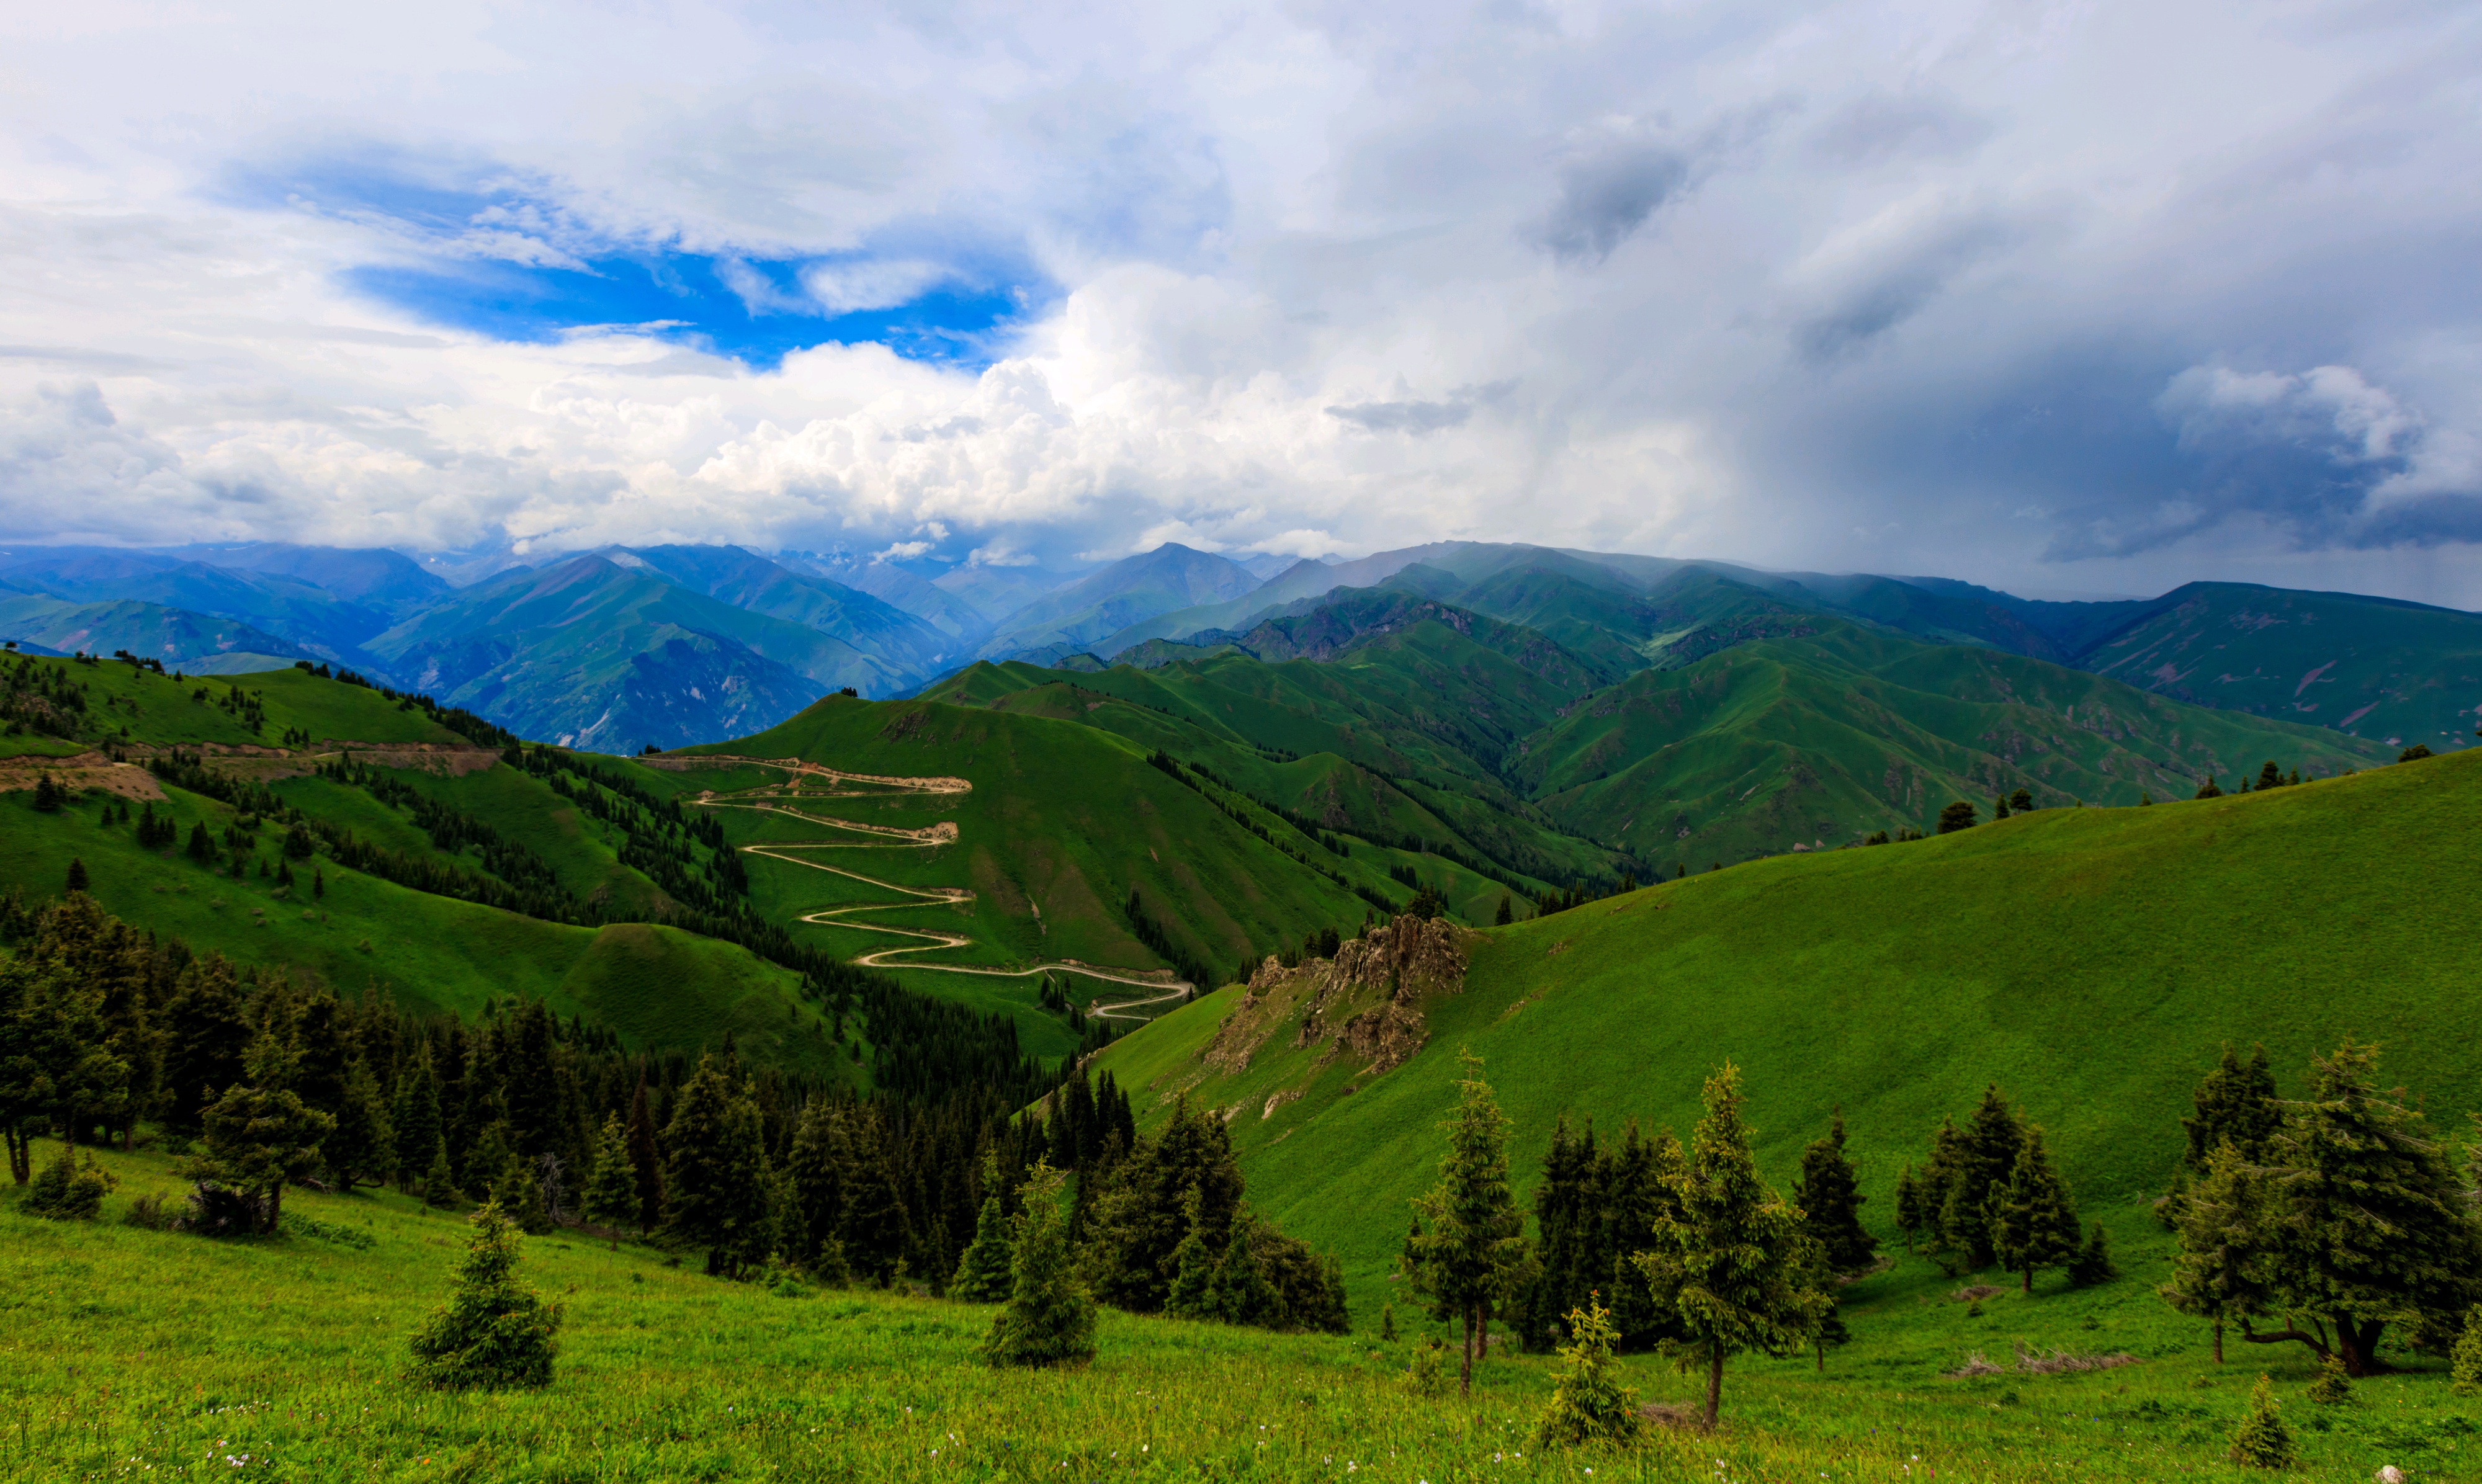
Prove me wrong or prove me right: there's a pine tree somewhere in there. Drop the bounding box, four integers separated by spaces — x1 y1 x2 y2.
65 857 88 894
2256 761 2284 792
2228 1374 2294 1468
1990 1125 2082 1294
625 1076 666 1233
1936 800 1977 834
1532 1297 1643 1449
1940 1087 2023 1269
391 1050 444 1192
1163 1182 1214 1318
421 1137 459 1209
1494 895 1513 926
407 1201 563 1390
2306 1353 2352 1404
2182 1044 2281 1170
1992 793 2009 820
2450 1305 2482 1395
1381 1303 1398 1342
1893 1163 1923 1254
325 1058 395 1193
2242 1041 2482 1376
981 1161 1096 1368
662 1055 771 1277
580 1114 639 1250
2196 776 2223 799
1631 1063 1828 1428
2068 1221 2117 1287
1208 1210 1275 1327
190 1030 333 1232
1793 1109 1876 1274
186 820 213 862
952 1154 1019 1303
492 1150 553 1236
1404 1053 1533 1397
21 1142 114 1219
2009 788 2033 813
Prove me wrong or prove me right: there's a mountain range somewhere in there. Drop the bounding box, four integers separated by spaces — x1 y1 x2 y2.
2 537 2474 777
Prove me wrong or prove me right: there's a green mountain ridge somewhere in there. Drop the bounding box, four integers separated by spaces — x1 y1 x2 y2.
1091 745 2482 1310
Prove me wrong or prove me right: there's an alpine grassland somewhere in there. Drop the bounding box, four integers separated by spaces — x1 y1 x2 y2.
1091 748 2482 1302
16 1134 2480 1483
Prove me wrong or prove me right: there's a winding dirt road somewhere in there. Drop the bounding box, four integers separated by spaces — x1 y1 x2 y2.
676 755 1190 1020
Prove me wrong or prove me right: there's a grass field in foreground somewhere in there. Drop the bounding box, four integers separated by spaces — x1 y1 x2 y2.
12 1137 2480 1483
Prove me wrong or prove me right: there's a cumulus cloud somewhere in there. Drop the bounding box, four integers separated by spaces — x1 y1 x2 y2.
0 0 2478 603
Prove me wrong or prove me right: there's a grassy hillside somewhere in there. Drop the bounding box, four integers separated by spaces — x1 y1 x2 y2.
1516 620 2392 866
0 654 841 1077
1093 748 2482 1313
2077 581 2482 753
15 1127 2482 1481
670 693 1381 997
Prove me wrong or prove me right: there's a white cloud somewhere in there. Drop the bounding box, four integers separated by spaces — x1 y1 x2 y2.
0 0 2476 602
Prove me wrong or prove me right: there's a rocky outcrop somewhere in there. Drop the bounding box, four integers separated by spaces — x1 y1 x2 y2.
1201 915 1469 1081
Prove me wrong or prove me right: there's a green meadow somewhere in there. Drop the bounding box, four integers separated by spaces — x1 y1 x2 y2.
12 1135 2477 1483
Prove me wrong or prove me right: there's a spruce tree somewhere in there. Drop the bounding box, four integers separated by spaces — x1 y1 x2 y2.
1532 1297 1643 1449
1404 1053 1532 1397
787 1097 852 1269
1381 1303 1398 1342
2306 1353 2352 1404
22 1142 114 1219
391 1050 444 1192
2450 1305 2482 1395
191 1030 333 1231
1208 1210 1275 1327
981 1161 1096 1368
625 1076 665 1232
2182 1044 2281 1170
65 857 88 894
1494 895 1513 926
407 1201 563 1390
2195 776 2223 799
1940 1087 2023 1268
421 1137 459 1210
2228 1374 2294 1468
952 1155 1019 1304
325 1058 395 1194
1163 1182 1214 1318
2068 1221 2117 1287
1893 1163 1923 1254
2256 761 2284 792
662 1055 771 1277
2242 1041 2482 1375
580 1114 638 1250
1989 1125 2082 1294
493 1151 553 1236
1631 1063 1828 1428
1936 800 1977 834
1793 1109 1876 1274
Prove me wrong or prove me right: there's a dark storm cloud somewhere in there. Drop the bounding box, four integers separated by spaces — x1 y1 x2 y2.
1533 142 1693 264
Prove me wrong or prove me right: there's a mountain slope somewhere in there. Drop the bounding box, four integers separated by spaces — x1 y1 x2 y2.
2068 581 2482 751
168 542 454 615
1092 746 2482 1302
0 592 313 670
791 553 995 645
1515 617 2393 865
363 556 874 748
980 543 1265 659
0 548 392 659
615 544 964 684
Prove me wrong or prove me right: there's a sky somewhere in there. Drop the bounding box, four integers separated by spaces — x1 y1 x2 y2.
1 0 2478 606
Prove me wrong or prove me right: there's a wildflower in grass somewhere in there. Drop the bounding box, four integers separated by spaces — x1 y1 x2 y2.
1533 1297 1642 1450
981 1161 1096 1368
2227 1374 2293 1468
408 1200 563 1390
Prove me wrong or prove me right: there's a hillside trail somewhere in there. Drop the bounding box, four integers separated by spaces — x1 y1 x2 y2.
676 755 1189 1020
